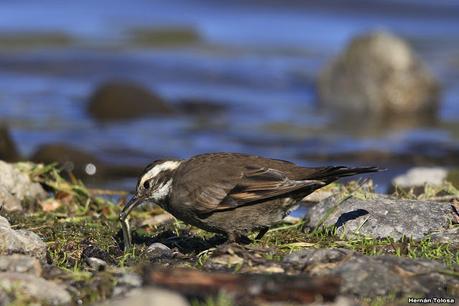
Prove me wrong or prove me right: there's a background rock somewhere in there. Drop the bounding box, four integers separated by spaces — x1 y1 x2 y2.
31 143 144 181
305 195 454 240
0 161 46 211
0 272 71 305
0 216 47 261
176 98 227 116
31 143 101 179
318 31 439 118
0 126 20 162
389 167 451 193
283 248 459 297
0 254 42 276
87 81 174 121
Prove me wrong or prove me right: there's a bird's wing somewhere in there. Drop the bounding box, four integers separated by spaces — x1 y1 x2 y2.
175 164 324 214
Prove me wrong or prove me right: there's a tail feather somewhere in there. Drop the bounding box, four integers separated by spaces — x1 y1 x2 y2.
307 166 381 182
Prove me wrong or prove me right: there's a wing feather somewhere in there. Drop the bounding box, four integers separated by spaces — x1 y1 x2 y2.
182 165 323 214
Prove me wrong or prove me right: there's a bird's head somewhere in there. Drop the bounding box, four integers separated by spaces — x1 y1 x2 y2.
120 159 182 220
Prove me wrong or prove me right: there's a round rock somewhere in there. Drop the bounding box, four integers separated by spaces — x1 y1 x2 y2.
0 272 71 305
0 161 46 211
318 31 439 117
87 81 174 121
0 216 47 261
0 254 42 276
146 242 173 260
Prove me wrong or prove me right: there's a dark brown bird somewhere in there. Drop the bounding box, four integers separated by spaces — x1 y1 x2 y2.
120 153 379 250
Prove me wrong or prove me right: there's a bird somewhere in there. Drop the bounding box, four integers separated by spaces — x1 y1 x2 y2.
119 152 379 250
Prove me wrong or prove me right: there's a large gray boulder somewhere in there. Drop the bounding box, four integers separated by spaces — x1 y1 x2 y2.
0 216 47 261
318 31 439 117
284 248 458 297
0 161 46 211
305 194 456 240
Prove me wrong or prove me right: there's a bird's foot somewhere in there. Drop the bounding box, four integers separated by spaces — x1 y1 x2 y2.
226 232 253 245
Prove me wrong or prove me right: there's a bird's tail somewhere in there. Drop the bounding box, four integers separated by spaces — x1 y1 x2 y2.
307 166 381 182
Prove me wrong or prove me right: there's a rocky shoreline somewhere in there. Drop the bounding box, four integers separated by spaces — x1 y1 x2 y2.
0 161 457 305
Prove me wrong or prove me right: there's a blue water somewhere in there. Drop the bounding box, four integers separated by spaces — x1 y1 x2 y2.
0 0 458 189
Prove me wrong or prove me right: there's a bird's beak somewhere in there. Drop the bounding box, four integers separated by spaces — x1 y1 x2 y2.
119 195 144 252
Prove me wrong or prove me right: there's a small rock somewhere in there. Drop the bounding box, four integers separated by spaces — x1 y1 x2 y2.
112 272 142 297
209 253 244 266
87 81 174 121
309 296 360 306
305 194 454 240
99 287 189 306
0 186 22 211
0 272 71 305
117 272 142 288
283 248 459 297
81 243 115 265
0 125 20 162
430 227 459 247
284 248 352 268
318 31 439 117
0 216 47 261
86 257 107 272
0 161 46 211
248 264 285 274
146 242 173 260
0 254 42 276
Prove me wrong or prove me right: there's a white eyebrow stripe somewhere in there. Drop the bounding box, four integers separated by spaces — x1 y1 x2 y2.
139 160 182 188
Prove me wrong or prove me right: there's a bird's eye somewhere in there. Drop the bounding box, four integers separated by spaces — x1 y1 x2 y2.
143 180 150 189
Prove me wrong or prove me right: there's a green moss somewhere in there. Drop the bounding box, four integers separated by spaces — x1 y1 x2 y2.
249 221 459 268
446 169 459 189
191 292 235 306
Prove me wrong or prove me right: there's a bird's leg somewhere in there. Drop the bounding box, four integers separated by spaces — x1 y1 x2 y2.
226 232 238 243
226 232 252 244
255 227 269 240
